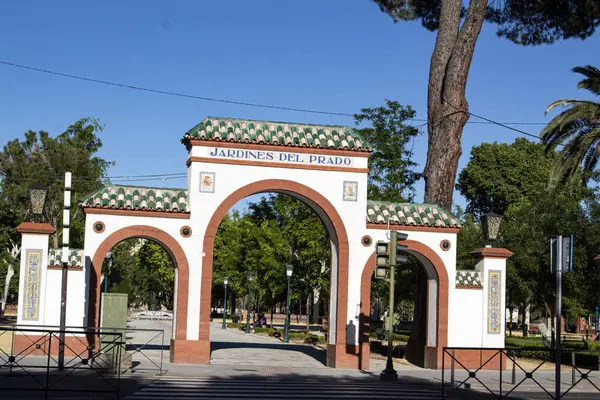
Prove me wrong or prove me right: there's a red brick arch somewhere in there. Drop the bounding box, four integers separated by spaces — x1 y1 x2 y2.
359 240 449 369
89 225 189 340
200 179 352 368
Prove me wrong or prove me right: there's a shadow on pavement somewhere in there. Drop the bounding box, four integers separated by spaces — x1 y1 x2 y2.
210 340 327 365
3 368 600 399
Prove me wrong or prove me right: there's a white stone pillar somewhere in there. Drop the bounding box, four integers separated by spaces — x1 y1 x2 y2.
471 247 512 348
16 222 55 327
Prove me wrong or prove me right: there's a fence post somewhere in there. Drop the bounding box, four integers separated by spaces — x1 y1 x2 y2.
572 352 576 385
451 349 455 384
499 350 503 397
442 348 445 399
511 350 516 385
160 330 164 375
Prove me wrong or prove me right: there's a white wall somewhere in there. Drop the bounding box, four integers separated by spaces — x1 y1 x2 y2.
44 268 86 327
83 213 199 340
449 288 484 347
187 149 369 345
361 228 457 346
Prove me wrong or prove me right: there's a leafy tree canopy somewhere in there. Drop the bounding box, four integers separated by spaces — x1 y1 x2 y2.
0 117 112 248
354 100 421 202
373 0 600 45
456 138 556 216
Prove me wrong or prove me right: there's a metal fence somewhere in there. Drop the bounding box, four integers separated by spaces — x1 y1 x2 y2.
0 326 122 399
442 346 600 399
0 324 166 398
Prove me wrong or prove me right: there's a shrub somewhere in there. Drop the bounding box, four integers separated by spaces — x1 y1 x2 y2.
227 322 246 330
254 327 278 335
286 331 325 344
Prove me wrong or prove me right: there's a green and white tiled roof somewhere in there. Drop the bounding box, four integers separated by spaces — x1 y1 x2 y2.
48 248 84 268
456 270 482 287
366 201 462 228
81 186 188 213
182 117 373 152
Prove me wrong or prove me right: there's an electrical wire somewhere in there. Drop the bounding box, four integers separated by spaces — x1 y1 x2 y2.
0 59 558 126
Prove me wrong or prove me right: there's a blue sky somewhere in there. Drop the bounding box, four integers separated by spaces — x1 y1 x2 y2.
1 1 599 213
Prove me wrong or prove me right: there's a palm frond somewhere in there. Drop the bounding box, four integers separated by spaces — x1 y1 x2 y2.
549 125 598 187
573 65 600 99
541 103 600 149
544 65 600 186
573 65 600 80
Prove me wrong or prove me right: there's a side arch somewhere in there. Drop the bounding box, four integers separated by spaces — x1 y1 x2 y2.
359 240 449 369
89 225 189 340
201 179 352 367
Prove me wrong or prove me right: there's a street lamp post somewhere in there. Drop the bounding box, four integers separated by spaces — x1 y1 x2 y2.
104 251 112 293
283 264 293 344
481 211 503 246
245 271 254 334
222 277 229 329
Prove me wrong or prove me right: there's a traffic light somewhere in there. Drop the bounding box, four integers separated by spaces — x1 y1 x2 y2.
395 232 409 265
374 232 410 280
375 240 389 279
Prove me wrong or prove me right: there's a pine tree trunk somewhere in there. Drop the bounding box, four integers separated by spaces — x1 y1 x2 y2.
422 0 488 210
406 267 428 367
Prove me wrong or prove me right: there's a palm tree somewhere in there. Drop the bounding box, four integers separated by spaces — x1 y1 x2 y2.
541 65 600 186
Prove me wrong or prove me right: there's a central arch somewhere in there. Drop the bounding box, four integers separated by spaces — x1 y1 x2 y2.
359 240 449 370
200 179 351 368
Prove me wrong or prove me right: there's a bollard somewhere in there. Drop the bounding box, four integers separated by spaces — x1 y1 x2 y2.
511 351 516 385
451 349 455 384
572 352 576 385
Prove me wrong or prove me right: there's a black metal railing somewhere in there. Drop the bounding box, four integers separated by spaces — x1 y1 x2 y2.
0 325 122 399
442 346 600 399
13 324 166 375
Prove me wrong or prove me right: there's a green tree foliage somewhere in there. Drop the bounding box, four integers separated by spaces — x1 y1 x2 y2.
541 65 600 187
354 100 421 202
0 118 111 312
455 212 484 270
372 0 599 210
457 138 555 216
457 136 600 325
211 194 331 318
104 239 139 299
135 241 175 310
0 117 112 248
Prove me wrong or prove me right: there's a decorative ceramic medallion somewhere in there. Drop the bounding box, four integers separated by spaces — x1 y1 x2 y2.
343 181 358 202
487 270 501 334
361 235 372 247
93 221 105 233
180 226 192 238
23 249 42 321
440 239 451 251
200 172 215 193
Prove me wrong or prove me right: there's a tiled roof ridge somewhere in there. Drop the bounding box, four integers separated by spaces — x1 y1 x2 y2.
366 200 462 228
80 185 189 213
204 116 353 130
183 116 374 152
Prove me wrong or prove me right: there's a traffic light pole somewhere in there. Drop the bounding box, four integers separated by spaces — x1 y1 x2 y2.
381 230 398 381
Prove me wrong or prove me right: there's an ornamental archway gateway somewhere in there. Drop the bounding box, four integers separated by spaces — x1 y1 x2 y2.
15 117 511 369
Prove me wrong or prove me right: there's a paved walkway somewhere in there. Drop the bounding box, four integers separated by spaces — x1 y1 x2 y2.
209 322 327 367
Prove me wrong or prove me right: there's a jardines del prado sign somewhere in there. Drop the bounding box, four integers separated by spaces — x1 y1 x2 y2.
14 116 512 370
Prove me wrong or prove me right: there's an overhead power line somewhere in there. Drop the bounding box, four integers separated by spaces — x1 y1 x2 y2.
1 59 555 128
